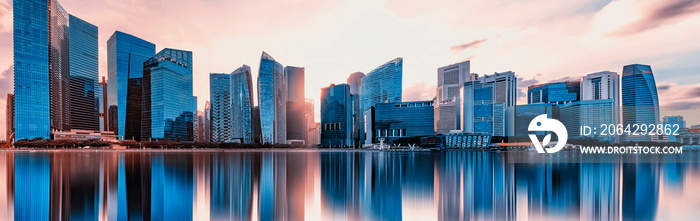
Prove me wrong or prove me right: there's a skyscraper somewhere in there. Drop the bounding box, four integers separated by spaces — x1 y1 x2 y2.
435 61 473 134
621 64 660 142
372 101 435 144
360 58 403 113
663 116 685 142
210 73 232 142
202 101 211 142
285 66 307 143
360 58 402 145
13 0 69 140
107 31 156 137
321 84 352 147
305 99 320 145
231 65 255 143
67 14 100 131
257 52 287 144
346 72 364 147
141 48 194 141
461 71 517 137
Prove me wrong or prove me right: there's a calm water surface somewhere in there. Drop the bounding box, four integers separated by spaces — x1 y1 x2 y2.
1 149 699 221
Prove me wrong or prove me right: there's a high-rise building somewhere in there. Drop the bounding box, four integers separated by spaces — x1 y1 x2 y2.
107 31 156 137
13 0 70 140
371 101 435 144
67 14 100 131
461 71 517 137
231 65 255 143
360 58 403 145
360 58 403 113
435 61 473 134
99 77 108 131
257 52 287 144
6 94 13 141
285 66 307 143
320 84 352 147
193 96 198 142
141 48 194 141
346 72 364 147
621 64 660 142
527 81 580 105
196 111 204 142
202 101 211 142
210 73 232 142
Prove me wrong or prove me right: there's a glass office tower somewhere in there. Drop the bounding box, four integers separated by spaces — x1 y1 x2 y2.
360 58 403 113
232 65 255 143
107 31 156 137
285 66 307 143
346 72 364 147
68 14 100 130
13 0 70 140
320 84 352 147
461 72 517 137
142 48 194 141
210 73 232 142
257 52 286 144
621 64 660 142
359 58 403 145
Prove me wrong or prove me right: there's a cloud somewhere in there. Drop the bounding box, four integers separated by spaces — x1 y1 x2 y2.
0 0 11 33
657 84 671 91
613 0 700 36
0 64 11 95
684 86 700 98
518 73 543 88
450 39 487 52
404 82 436 101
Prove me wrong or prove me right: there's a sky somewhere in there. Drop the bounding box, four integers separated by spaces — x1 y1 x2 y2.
1 0 700 140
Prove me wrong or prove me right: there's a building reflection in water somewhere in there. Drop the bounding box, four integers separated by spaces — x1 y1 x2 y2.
0 150 698 220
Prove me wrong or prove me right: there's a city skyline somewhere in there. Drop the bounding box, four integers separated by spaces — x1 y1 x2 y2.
2 0 700 140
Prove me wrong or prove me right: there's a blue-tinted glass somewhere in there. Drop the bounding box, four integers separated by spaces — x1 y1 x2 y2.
210 73 232 142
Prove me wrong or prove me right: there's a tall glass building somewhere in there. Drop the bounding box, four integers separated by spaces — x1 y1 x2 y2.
231 65 255 143
141 48 194 141
210 73 232 142
13 0 71 140
320 84 352 147
527 81 580 105
360 58 403 145
461 72 517 137
360 58 403 113
285 66 306 143
621 64 660 142
107 31 155 137
257 52 286 144
68 14 100 131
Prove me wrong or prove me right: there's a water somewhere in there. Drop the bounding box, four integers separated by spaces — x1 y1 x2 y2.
1 149 699 220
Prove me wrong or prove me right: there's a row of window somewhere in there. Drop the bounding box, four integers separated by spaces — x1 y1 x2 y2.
376 129 407 137
324 122 341 131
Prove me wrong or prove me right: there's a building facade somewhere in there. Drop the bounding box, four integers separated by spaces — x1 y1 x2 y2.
461 71 517 137
371 101 435 144
346 72 364 147
527 81 580 105
13 0 67 140
320 84 352 147
5 94 13 141
257 52 287 144
360 58 403 145
435 61 473 134
231 65 255 143
210 73 232 142
141 48 194 141
106 31 156 137
68 14 100 131
663 116 686 142
621 64 660 142
285 66 307 143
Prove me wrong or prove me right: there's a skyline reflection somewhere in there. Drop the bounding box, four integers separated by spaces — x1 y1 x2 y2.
0 150 699 220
